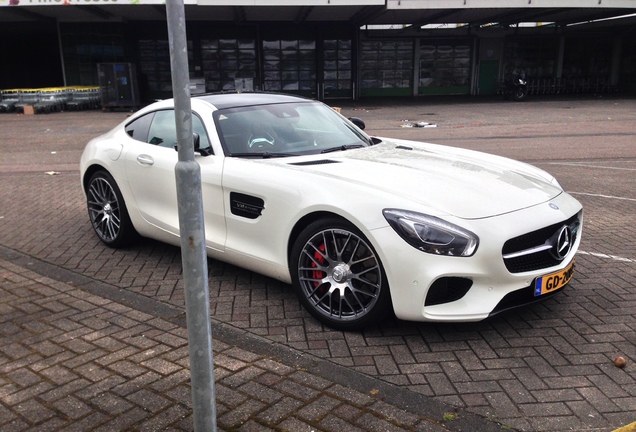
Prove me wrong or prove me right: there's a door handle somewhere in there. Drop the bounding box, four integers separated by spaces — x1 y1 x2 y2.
137 154 154 165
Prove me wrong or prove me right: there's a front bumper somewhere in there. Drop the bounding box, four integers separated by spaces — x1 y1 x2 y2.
373 193 582 322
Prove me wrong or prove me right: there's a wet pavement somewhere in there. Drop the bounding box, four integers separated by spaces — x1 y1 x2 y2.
1 94 635 431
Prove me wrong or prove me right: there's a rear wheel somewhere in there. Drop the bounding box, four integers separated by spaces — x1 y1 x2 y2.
513 87 528 101
291 218 391 330
86 170 137 247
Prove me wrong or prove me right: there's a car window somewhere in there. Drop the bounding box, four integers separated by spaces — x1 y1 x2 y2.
125 112 154 142
148 110 178 148
214 101 369 157
127 109 212 153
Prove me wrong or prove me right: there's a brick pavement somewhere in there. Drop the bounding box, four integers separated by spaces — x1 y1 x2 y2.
0 250 503 431
1 96 636 431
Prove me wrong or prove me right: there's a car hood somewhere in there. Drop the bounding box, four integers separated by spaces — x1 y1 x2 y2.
284 139 563 219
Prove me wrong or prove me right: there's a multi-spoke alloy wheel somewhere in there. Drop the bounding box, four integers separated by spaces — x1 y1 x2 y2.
292 218 390 330
86 171 135 247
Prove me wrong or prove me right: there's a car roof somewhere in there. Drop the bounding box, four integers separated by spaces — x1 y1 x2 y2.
194 92 313 110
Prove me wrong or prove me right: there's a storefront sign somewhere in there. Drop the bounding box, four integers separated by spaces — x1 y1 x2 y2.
1 0 382 5
0 0 197 6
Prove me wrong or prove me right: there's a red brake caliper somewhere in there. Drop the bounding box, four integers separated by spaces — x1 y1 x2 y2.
312 243 326 288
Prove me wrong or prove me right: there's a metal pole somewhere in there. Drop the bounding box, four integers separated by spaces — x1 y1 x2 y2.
56 20 67 87
165 1 217 431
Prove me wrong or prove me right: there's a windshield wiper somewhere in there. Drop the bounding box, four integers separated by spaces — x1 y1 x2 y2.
320 144 365 154
229 152 298 159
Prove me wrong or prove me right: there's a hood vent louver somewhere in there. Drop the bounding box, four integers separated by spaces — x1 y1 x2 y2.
289 159 341 166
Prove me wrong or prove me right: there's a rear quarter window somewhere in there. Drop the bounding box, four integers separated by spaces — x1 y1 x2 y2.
125 112 155 143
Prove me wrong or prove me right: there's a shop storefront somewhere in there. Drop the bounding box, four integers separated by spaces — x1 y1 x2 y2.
1 9 634 102
50 21 357 102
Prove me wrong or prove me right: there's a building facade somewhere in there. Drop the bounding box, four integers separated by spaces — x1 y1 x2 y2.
1 1 635 102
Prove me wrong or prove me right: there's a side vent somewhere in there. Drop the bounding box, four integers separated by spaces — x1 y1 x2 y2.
230 192 264 219
289 160 341 166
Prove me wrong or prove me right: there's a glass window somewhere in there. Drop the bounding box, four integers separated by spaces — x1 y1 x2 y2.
127 110 211 153
262 39 316 94
360 40 413 89
137 39 187 93
214 101 369 157
125 112 154 142
504 38 557 79
148 110 178 148
418 40 471 89
200 38 257 92
323 39 352 93
60 23 127 86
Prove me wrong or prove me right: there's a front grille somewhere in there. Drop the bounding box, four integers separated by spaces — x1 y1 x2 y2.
502 211 581 273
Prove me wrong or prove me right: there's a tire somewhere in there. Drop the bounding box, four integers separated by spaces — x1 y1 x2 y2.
513 87 527 101
86 170 137 248
291 218 392 330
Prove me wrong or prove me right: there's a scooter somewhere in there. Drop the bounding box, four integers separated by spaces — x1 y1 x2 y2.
503 71 528 101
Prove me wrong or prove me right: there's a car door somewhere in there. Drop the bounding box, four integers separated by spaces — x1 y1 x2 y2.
122 109 226 252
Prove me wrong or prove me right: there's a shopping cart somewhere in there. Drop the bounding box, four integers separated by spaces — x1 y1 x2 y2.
14 89 40 114
0 89 20 113
35 87 72 113
66 86 101 110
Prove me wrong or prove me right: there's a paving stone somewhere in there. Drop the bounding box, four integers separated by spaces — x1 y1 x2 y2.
219 399 267 429
255 396 304 423
274 379 320 401
239 381 284 404
319 413 367 432
51 395 93 420
2 382 55 406
128 389 172 413
276 417 320 432
328 384 377 406
39 378 92 403
6 369 42 388
295 394 341 422
90 406 159 432
140 358 182 375
368 399 421 427
12 398 56 425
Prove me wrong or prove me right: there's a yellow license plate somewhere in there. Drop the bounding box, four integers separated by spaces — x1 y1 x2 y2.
534 260 575 296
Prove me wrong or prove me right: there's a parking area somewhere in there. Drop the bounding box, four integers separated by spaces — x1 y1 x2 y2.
1 95 635 431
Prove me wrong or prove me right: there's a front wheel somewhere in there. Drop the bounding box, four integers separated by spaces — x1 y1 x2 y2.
86 170 137 248
291 218 391 330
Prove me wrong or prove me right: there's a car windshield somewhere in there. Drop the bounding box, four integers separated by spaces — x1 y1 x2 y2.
213 101 371 157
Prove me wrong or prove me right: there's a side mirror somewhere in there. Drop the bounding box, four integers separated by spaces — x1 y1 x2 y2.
193 132 212 156
348 117 365 130
173 133 202 152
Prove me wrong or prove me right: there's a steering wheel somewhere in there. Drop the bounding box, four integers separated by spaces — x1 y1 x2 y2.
248 131 277 150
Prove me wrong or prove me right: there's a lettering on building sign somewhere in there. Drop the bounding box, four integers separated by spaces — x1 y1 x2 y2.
1 0 197 6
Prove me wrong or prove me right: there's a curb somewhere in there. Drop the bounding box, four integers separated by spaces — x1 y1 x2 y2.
0 244 510 431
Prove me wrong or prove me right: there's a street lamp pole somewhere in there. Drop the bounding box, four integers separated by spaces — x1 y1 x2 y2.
166 0 217 430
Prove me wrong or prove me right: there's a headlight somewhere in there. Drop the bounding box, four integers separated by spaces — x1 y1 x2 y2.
383 209 479 257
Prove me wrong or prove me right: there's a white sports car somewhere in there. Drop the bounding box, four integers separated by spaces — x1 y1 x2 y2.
80 93 582 330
